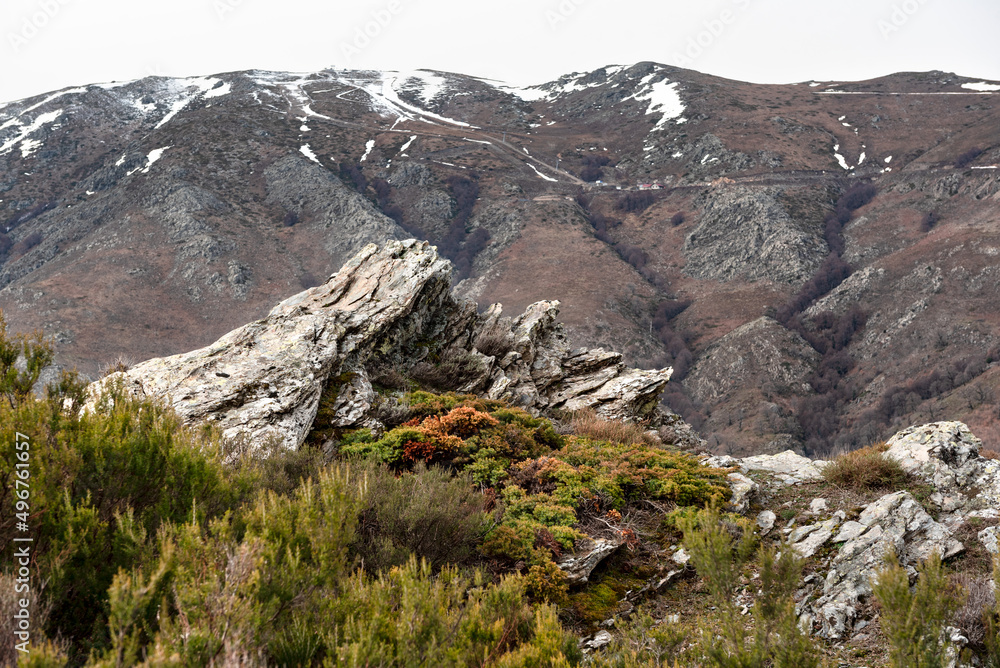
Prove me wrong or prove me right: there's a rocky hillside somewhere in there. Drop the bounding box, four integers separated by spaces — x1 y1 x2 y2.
61 243 1000 665
2 64 1000 457
8 240 1000 666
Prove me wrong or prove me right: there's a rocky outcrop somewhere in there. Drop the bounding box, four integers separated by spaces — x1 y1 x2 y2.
704 450 830 486
557 538 621 584
92 240 675 450
710 421 994 641
882 421 1000 518
682 186 828 285
686 316 820 404
807 490 963 638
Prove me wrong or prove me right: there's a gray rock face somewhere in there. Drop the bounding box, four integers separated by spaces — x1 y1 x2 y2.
263 156 407 270
94 240 453 448
91 240 676 450
686 316 820 403
738 450 830 486
808 491 963 639
883 421 1000 517
789 513 844 558
683 186 827 285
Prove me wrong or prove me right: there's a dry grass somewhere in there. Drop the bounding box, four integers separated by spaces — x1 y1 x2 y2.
982 449 1000 461
570 408 658 447
473 317 516 359
99 353 135 377
822 442 911 492
953 572 995 649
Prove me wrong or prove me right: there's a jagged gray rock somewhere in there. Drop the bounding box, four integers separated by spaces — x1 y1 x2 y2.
789 512 844 558
883 421 1000 518
806 491 963 639
90 240 675 450
738 450 830 486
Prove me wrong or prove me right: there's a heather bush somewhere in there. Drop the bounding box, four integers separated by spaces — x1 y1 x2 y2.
1 310 53 404
474 316 516 358
352 459 491 571
0 388 247 661
409 347 489 391
570 408 656 446
679 506 822 667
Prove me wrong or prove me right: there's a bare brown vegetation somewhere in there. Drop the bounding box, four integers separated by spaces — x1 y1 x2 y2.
822 442 911 492
570 408 657 446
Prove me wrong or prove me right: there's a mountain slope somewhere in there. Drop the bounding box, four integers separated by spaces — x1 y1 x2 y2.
2 63 999 456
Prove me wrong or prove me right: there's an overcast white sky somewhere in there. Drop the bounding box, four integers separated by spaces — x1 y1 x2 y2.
2 0 999 103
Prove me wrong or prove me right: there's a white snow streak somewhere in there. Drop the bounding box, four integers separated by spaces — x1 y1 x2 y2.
141 147 170 173
528 163 558 182
0 109 64 156
376 75 477 128
399 135 417 153
360 139 375 162
19 138 42 158
154 77 224 129
300 144 321 164
961 82 1000 92
623 77 685 131
203 82 232 99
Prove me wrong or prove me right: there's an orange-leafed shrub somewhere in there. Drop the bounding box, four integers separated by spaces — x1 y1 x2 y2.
440 405 499 438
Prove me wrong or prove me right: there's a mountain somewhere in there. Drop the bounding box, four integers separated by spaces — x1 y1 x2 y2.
1 63 999 457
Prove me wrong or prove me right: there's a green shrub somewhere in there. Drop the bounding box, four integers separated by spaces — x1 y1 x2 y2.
587 613 686 668
527 438 730 509
329 559 580 668
874 551 966 668
679 506 822 667
352 460 490 572
0 309 52 404
0 386 247 662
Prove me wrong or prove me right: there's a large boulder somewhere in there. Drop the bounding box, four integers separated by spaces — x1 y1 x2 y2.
91 240 676 450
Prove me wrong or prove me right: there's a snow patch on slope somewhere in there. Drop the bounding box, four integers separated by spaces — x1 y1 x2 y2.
961 82 1000 92
372 74 477 128
0 109 64 156
154 77 225 129
399 71 448 105
360 139 375 162
141 147 170 173
528 163 558 182
300 144 321 164
625 77 685 131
